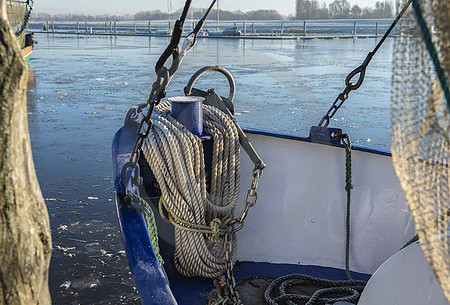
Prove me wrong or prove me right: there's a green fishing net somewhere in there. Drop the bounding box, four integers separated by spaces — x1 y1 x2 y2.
6 0 33 39
391 0 449 300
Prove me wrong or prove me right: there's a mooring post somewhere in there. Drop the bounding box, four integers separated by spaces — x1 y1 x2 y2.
353 21 357 36
243 22 246 36
85 22 88 33
251 22 254 35
281 23 284 36
303 21 307 36
114 21 117 34
149 21 151 33
375 21 378 37
169 21 171 33
76 22 79 34
104 22 107 33
51 21 54 32
134 22 136 33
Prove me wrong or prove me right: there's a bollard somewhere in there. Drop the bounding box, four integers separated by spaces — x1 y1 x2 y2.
375 22 378 37
303 21 307 36
170 96 205 137
353 21 357 36
243 22 246 36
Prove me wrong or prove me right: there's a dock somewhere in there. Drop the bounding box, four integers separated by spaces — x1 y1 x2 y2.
31 20 402 40
32 30 382 40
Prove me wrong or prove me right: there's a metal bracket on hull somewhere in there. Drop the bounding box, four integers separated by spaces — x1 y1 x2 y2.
308 126 343 145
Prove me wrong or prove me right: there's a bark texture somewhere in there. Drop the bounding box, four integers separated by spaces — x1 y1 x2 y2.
0 1 52 304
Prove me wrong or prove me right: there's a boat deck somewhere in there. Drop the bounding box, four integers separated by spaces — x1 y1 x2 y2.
169 261 371 304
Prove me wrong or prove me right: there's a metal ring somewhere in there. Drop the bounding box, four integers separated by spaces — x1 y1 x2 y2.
184 65 236 103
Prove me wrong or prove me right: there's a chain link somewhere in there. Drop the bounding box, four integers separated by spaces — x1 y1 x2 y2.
227 167 263 235
209 233 242 305
209 166 263 304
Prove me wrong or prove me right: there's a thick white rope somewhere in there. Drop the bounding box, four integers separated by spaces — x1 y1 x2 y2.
141 101 240 278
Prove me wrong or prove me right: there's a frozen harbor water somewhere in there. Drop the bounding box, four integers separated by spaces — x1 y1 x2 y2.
27 33 393 304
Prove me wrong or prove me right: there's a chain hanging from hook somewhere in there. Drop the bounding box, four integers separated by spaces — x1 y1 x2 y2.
316 0 412 134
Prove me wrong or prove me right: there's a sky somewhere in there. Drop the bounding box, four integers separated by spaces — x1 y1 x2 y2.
35 0 382 16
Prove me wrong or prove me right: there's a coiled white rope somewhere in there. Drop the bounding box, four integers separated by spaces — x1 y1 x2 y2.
141 101 240 278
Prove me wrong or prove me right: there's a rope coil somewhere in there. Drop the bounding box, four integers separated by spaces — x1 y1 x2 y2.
141 101 240 278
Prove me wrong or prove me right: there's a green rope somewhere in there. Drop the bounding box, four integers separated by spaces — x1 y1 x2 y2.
411 0 450 110
125 192 165 265
158 197 233 240
264 134 366 305
342 134 353 280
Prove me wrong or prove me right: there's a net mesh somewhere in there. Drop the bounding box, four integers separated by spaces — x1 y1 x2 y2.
391 0 449 300
6 0 33 39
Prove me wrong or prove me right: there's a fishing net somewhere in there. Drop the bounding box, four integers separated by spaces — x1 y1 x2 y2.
391 0 449 300
6 0 33 39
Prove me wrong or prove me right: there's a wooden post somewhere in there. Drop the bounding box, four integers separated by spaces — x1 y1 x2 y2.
114 21 117 33
281 22 284 36
51 21 54 32
243 22 246 36
77 21 79 33
110 21 112 32
376 21 378 37
251 22 254 35
303 21 307 36
105 22 107 33
353 21 357 36
85 22 87 32
134 22 136 33
0 1 52 303
149 21 151 33
168 21 171 33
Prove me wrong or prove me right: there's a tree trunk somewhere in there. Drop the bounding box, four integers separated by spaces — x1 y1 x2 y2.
0 1 52 304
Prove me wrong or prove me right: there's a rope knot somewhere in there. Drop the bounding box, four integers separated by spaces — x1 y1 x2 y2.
345 183 354 192
209 218 222 240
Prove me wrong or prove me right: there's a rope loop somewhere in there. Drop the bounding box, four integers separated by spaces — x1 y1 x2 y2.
125 192 165 265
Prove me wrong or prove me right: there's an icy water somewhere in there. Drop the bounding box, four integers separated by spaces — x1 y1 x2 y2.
27 33 393 304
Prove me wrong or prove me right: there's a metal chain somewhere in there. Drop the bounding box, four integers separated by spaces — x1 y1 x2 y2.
209 233 242 305
316 0 412 133
223 232 242 304
227 167 263 234
208 167 263 304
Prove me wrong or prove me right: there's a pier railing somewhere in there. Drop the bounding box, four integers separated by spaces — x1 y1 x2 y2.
31 19 401 39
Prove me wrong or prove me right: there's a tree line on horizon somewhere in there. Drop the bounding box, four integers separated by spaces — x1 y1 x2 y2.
296 0 395 19
31 1 395 22
31 9 284 22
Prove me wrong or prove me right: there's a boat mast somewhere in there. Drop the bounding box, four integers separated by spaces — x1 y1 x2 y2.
216 0 220 31
167 0 172 32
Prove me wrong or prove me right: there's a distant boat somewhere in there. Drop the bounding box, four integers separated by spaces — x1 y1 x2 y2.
208 27 241 37
155 29 171 36
22 45 33 63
